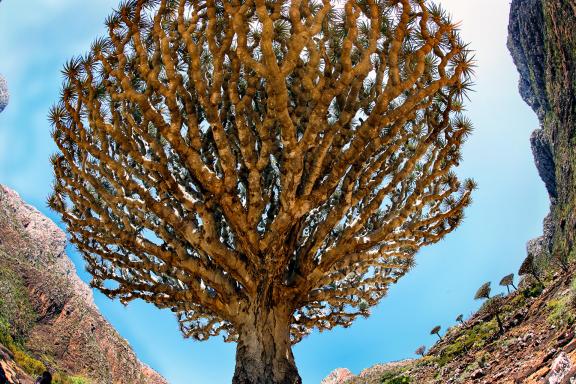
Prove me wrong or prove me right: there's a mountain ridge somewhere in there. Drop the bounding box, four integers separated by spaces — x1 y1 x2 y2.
0 185 167 384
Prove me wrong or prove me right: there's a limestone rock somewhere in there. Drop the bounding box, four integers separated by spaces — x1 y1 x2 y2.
545 352 572 384
321 368 354 384
0 75 8 113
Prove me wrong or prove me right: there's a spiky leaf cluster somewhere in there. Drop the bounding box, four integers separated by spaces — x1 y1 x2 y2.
430 325 441 335
519 254 541 282
49 0 475 344
499 273 514 288
474 282 491 300
415 345 426 356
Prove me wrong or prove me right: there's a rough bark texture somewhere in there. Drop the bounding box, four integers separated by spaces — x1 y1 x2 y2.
48 1 475 382
508 0 576 266
233 306 300 384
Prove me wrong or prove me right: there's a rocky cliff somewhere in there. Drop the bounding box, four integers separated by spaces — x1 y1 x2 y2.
508 0 576 269
0 185 167 384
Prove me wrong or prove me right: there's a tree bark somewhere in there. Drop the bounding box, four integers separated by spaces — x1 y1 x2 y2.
232 302 301 384
495 312 505 334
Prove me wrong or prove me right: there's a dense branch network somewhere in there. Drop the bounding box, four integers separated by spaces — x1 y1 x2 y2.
49 0 475 344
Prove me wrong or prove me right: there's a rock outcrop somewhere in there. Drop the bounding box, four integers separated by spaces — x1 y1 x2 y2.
508 0 576 266
320 368 354 384
0 185 167 384
0 75 7 114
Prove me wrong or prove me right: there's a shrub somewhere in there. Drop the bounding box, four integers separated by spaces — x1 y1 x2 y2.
434 320 498 366
383 377 410 384
13 349 46 377
70 377 90 384
53 374 90 384
380 371 411 384
0 265 36 340
522 282 544 298
548 296 576 327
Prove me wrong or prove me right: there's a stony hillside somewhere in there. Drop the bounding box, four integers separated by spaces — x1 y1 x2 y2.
0 185 167 384
323 272 576 384
323 0 576 383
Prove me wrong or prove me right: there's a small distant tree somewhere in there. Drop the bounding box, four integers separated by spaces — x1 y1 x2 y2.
474 282 491 300
456 314 464 325
499 273 517 294
519 254 543 285
474 282 504 333
430 325 443 341
484 295 505 334
415 345 426 357
553 251 570 274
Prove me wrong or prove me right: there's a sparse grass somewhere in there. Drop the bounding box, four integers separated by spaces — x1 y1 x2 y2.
52 373 91 384
0 264 36 340
69 377 91 384
434 320 498 366
509 293 527 309
522 282 544 298
13 348 46 377
380 370 411 384
546 276 576 327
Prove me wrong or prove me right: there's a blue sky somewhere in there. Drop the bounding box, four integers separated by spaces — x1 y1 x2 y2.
0 1 549 383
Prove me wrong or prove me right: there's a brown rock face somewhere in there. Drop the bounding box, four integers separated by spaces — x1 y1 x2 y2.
320 368 354 384
0 185 167 384
508 0 576 265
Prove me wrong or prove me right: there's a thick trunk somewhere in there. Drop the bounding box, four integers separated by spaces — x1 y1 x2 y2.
232 305 301 384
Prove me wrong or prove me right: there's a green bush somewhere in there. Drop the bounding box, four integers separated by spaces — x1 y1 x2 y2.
383 377 410 384
434 320 498 366
380 371 411 384
70 377 90 384
0 264 36 340
547 296 576 327
522 282 544 298
0 317 14 347
52 372 90 384
13 349 46 377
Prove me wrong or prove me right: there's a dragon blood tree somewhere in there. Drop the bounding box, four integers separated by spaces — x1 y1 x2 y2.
48 0 475 383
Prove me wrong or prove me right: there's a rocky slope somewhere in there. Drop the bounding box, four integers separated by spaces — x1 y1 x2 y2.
0 185 167 384
323 272 576 384
323 0 576 383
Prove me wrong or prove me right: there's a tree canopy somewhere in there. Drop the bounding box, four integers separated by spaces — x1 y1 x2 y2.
48 0 474 382
474 282 491 300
